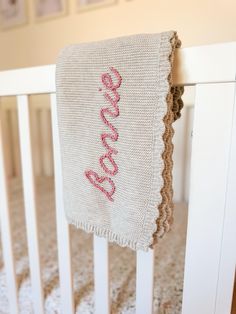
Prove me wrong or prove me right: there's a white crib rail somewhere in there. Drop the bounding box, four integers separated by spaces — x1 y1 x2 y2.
0 42 235 314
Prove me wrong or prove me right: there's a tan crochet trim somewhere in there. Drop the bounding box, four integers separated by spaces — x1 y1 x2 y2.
152 33 184 245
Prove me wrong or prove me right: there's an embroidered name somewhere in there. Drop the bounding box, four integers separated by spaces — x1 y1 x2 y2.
85 67 122 201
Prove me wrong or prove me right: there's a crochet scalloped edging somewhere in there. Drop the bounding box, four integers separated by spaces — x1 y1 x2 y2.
151 32 184 247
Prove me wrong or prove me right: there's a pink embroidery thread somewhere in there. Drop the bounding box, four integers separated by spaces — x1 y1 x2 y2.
85 67 122 201
99 151 118 176
85 170 115 202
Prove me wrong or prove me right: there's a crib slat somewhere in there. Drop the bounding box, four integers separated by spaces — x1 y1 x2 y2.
94 235 110 314
50 93 74 314
136 249 154 314
0 105 19 313
182 83 236 314
215 83 236 314
17 95 44 314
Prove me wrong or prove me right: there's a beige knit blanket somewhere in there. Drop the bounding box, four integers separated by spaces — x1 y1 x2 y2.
56 31 183 251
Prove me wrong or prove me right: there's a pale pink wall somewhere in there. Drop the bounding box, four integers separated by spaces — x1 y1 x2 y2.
0 0 235 70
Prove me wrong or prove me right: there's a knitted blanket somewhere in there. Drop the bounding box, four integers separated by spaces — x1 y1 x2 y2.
56 31 183 251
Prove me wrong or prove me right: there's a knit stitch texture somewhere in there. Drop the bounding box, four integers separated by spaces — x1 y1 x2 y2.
56 31 183 251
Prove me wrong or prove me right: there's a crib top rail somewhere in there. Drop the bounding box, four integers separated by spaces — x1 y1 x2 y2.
0 42 236 97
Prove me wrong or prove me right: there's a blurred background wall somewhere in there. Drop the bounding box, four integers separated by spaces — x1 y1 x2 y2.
0 0 236 70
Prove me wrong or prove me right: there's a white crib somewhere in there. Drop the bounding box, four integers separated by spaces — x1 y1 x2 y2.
0 41 235 314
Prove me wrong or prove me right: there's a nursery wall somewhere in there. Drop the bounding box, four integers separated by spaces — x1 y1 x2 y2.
0 0 236 70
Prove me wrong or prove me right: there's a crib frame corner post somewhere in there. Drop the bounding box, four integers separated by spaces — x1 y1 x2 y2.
182 82 236 314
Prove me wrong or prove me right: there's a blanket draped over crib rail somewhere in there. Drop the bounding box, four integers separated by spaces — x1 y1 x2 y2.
56 31 183 251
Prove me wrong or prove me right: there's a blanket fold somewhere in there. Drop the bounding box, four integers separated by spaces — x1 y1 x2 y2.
56 31 183 251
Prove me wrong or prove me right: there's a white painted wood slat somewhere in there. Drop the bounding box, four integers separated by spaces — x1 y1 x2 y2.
0 105 19 313
17 95 44 314
0 65 56 97
173 42 236 86
50 93 74 314
215 83 236 314
136 249 154 314
181 83 236 314
93 235 110 314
